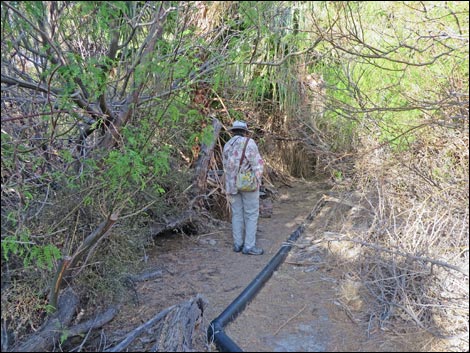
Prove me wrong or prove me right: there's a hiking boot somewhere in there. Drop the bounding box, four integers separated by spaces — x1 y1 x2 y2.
233 244 243 253
242 246 264 255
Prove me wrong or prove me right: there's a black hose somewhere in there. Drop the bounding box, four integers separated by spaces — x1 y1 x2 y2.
207 196 327 352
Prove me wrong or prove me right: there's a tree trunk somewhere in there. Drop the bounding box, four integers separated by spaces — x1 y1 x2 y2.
191 117 223 207
49 212 119 309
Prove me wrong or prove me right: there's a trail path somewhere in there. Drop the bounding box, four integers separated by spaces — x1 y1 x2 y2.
104 179 412 352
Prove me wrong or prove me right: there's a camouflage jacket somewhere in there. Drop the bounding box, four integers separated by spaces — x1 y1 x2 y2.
222 136 264 194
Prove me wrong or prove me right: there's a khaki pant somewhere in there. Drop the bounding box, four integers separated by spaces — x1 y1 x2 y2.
229 189 260 249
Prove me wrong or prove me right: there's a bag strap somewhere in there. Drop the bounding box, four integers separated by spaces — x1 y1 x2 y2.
238 137 250 171
234 137 250 186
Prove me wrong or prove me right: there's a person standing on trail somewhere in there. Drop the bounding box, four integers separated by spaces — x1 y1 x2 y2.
222 120 264 255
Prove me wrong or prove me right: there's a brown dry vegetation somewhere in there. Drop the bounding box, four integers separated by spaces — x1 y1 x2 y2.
262 114 469 352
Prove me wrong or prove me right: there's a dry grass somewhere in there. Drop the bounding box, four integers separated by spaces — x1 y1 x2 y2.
347 123 469 351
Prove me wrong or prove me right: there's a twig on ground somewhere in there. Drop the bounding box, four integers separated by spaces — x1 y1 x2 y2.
273 304 307 336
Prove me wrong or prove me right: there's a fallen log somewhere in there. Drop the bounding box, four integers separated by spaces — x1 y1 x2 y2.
149 210 196 236
105 294 207 352
67 306 119 338
128 268 164 282
10 287 78 352
8 289 118 352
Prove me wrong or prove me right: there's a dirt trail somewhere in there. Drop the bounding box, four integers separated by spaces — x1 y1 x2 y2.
104 179 412 352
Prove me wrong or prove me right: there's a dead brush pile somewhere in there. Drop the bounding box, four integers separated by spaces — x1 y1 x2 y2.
351 123 469 351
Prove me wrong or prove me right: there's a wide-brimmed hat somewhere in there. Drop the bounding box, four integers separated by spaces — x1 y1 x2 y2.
228 120 250 133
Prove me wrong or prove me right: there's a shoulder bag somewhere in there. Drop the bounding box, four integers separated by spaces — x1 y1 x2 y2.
235 138 258 192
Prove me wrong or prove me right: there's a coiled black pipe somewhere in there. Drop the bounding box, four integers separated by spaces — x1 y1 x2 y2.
207 196 327 352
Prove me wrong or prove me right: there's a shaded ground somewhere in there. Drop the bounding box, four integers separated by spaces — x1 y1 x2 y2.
102 179 419 352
